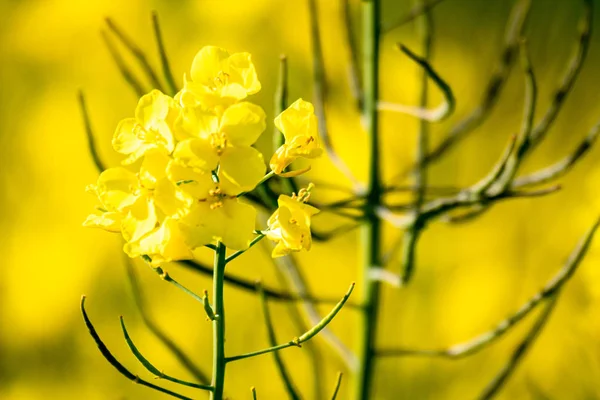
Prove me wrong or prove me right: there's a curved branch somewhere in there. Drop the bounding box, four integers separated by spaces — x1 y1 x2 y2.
377 216 600 358
225 282 355 363
120 317 213 391
378 44 455 122
80 297 193 400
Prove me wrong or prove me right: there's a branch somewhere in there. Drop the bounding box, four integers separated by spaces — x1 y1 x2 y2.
225 282 355 363
264 251 359 370
151 11 178 96
340 0 363 109
78 91 108 171
377 216 600 358
258 285 301 400
527 0 593 150
382 0 448 32
124 259 210 383
177 259 359 308
329 372 343 400
398 0 531 174
80 296 193 400
120 317 213 391
378 44 455 122
477 295 558 400
105 17 164 92
308 0 363 192
513 118 600 187
101 29 146 97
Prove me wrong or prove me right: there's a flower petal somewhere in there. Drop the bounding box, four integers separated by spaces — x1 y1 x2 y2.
220 102 266 147
139 150 170 189
227 52 261 96
173 138 219 172
176 104 220 140
190 46 230 86
83 211 122 232
274 98 317 142
95 167 139 211
220 146 265 192
154 178 193 218
167 160 215 200
217 199 256 250
122 197 158 243
112 118 143 155
179 202 221 248
124 218 194 265
135 90 171 127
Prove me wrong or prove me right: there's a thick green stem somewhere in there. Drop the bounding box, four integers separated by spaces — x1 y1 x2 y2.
355 1 381 399
210 242 227 400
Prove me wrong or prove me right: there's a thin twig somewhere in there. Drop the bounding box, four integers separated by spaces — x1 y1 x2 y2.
177 259 360 308
477 295 558 400
308 0 363 192
124 259 211 384
225 283 355 363
329 372 344 400
151 11 178 96
265 251 359 370
378 44 454 122
78 91 108 171
267 243 326 399
382 0 448 32
258 285 301 400
341 0 363 109
225 233 266 264
105 17 164 92
377 216 600 358
400 1 433 285
514 118 600 188
397 0 530 176
120 317 214 391
80 296 193 400
527 0 593 150
101 29 146 97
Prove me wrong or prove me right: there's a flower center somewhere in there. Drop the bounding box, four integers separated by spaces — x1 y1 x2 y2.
209 71 230 91
134 123 168 146
209 131 228 155
208 186 226 209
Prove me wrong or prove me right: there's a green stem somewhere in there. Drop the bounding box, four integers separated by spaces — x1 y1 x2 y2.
210 242 227 400
355 0 381 399
225 233 266 264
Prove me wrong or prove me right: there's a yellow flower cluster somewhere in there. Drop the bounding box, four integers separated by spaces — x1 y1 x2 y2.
84 46 322 264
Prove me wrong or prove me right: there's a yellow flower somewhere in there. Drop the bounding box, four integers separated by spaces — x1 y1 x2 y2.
266 185 319 257
84 151 191 244
174 101 266 191
168 161 257 251
270 98 323 174
180 46 261 107
113 90 180 164
123 217 194 266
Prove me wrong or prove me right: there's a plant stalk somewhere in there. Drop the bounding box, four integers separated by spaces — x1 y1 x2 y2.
355 0 381 399
210 242 227 400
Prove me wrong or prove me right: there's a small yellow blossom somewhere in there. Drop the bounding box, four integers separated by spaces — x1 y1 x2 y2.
168 161 257 250
84 151 191 244
270 99 323 174
266 185 319 257
113 90 180 164
180 46 261 107
174 101 266 191
123 217 194 266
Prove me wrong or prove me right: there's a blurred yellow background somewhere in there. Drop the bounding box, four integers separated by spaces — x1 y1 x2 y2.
2 0 600 399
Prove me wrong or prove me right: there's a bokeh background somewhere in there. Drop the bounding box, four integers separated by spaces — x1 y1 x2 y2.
2 0 600 399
